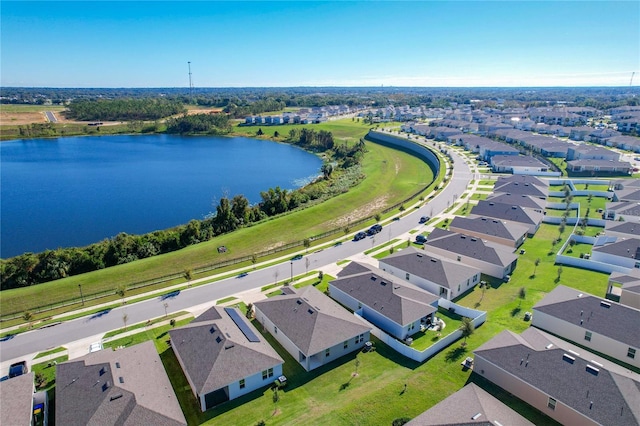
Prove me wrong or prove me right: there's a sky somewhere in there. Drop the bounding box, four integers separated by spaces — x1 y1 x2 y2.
1 1 639 88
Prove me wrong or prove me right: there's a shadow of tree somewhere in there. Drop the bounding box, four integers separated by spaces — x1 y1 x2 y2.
511 307 522 317
445 346 468 363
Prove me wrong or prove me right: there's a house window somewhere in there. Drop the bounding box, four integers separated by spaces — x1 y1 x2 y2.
325 348 330 357
548 397 557 410
405 273 410 280
344 341 348 349
240 379 245 389
628 348 636 359
274 326 278 334
355 334 364 344
268 368 274 378
635 262 640 269
584 331 592 342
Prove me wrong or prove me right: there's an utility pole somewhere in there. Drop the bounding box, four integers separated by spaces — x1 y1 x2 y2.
78 284 84 306
188 61 193 100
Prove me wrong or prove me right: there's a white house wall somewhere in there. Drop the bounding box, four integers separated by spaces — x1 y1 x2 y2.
531 310 639 368
412 245 509 280
226 364 283 401
620 289 640 310
591 250 640 269
379 263 450 299
473 356 598 426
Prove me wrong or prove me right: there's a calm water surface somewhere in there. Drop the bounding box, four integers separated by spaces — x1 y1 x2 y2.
1 134 322 257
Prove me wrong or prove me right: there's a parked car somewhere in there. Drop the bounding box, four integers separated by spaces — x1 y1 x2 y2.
291 254 303 261
367 224 383 235
419 216 430 224
353 231 367 241
8 361 27 378
415 235 428 244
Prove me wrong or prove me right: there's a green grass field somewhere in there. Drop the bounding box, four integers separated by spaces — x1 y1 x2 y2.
1 104 67 113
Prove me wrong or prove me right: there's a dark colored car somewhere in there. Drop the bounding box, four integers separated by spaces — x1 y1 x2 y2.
419 216 430 224
9 361 27 378
367 224 383 235
353 231 367 241
291 254 303 261
415 235 428 244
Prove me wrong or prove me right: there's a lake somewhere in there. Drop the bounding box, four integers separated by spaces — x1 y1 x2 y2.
1 134 323 258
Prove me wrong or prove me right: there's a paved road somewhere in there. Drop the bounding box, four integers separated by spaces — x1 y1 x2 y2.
44 111 58 123
0 139 472 364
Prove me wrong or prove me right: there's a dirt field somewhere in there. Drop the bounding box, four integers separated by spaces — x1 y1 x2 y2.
0 111 47 125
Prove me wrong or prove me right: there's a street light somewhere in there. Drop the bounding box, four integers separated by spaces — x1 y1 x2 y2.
290 261 294 284
78 284 84 306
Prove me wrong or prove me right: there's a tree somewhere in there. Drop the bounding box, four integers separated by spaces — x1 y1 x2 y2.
375 213 382 222
272 388 280 415
556 265 563 283
184 269 193 282
256 128 263 136
518 287 526 306
170 318 176 327
246 303 254 319
116 285 127 305
459 317 474 347
122 313 128 331
303 238 311 253
23 311 33 329
533 258 541 276
251 254 258 270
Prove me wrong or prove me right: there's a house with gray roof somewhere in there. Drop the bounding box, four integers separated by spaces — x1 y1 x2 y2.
169 306 283 411
0 372 37 426
469 200 544 235
421 228 518 280
379 247 482 300
567 159 632 175
473 327 640 426
495 174 548 189
449 216 529 248
613 187 640 202
329 262 438 340
532 285 640 368
485 192 547 210
605 135 640 152
406 383 535 426
490 154 549 175
55 340 186 426
609 271 640 310
493 180 548 199
604 220 640 239
591 237 640 269
253 286 370 371
604 201 640 221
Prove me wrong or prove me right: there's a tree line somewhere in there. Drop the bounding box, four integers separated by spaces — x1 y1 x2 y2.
66 98 186 121
0 131 368 290
165 113 231 134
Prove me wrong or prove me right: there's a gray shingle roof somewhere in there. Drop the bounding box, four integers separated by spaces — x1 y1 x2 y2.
450 216 530 242
0 372 34 426
474 328 640 426
605 221 640 236
610 271 640 294
606 201 640 217
495 174 548 189
491 154 548 168
406 383 534 426
381 247 481 289
169 306 282 396
592 237 640 258
425 228 518 267
485 193 547 209
493 181 547 198
55 340 186 426
470 200 544 227
533 285 640 348
331 262 438 325
254 286 370 356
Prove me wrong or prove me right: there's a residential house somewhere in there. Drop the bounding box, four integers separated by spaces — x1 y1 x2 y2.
379 247 482 300
406 383 534 426
493 180 548 199
473 327 640 426
485 193 547 211
603 201 640 221
532 285 640 368
612 187 640 202
329 262 439 340
253 286 371 371
490 155 549 174
494 174 548 189
449 216 529 248
591 237 640 269
605 135 640 152
567 159 632 175
588 128 621 144
55 341 187 426
569 126 593 141
420 228 518 280
609 271 640 310
566 145 619 162
169 306 283 411
604 220 640 239
469 200 544 235
0 372 37 426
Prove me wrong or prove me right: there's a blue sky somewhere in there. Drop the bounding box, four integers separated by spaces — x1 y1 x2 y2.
1 1 638 87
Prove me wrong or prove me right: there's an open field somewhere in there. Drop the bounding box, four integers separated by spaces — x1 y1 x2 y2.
0 119 440 321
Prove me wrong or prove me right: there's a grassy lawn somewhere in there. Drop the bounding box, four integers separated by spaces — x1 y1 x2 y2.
410 308 464 351
547 195 607 218
1 119 440 322
545 208 576 217
216 297 237 305
547 158 567 176
468 192 489 200
574 183 610 191
452 202 472 217
563 243 593 258
34 346 66 359
477 180 495 186
103 311 190 339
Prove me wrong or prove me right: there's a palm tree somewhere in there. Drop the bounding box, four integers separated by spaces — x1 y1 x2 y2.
533 258 541 276
116 286 126 305
459 317 475 347
518 287 526 306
